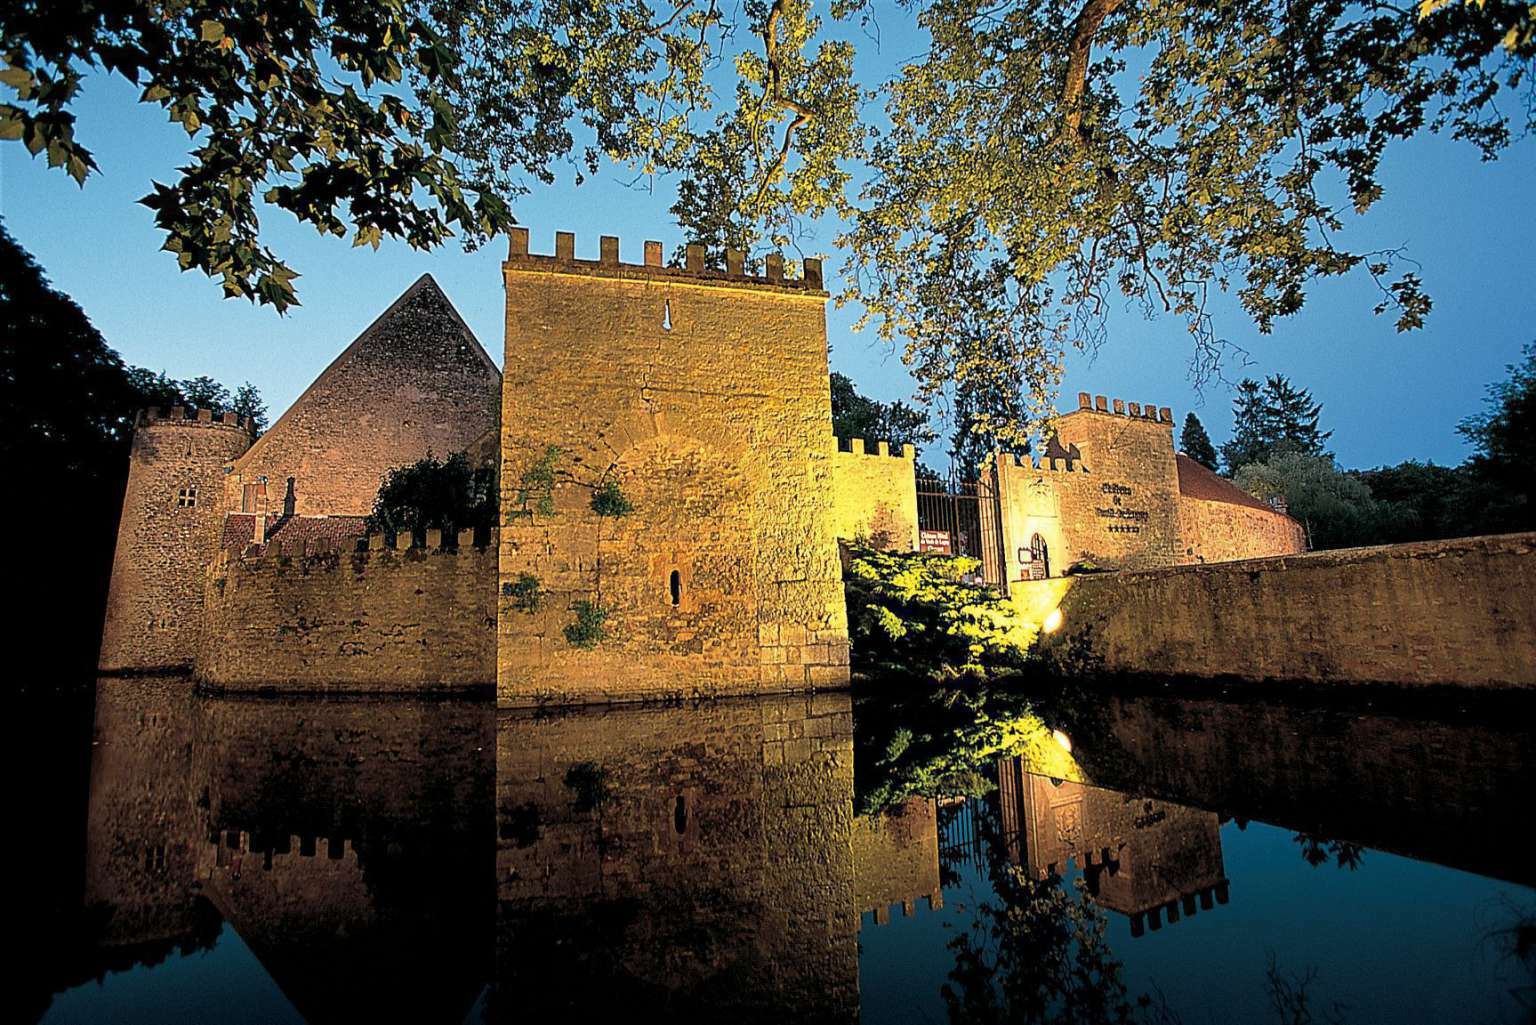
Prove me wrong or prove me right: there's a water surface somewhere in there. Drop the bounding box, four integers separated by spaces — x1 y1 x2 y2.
20 678 1536 1024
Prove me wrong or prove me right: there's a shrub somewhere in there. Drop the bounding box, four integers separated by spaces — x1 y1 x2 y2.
504 573 543 613
590 479 633 517
515 445 561 517
367 450 496 538
844 546 1038 681
563 599 608 649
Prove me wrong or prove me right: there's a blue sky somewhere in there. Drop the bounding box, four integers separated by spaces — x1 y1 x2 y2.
2 42 1532 470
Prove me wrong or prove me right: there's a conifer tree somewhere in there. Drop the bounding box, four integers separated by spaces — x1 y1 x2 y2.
1262 375 1332 458
1179 413 1219 471
1220 379 1268 474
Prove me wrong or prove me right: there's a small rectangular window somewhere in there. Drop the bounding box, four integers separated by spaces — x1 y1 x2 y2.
176 486 198 508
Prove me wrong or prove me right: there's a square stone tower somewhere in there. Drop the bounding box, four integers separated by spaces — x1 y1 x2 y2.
497 229 850 706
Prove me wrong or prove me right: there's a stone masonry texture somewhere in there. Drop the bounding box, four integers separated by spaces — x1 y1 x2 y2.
99 409 255 671
495 692 857 1020
1036 532 1536 687
496 230 850 706
830 441 919 551
198 533 496 692
225 274 500 519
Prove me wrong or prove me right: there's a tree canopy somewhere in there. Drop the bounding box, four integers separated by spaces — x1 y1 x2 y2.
367 449 497 538
5 0 1532 443
830 371 934 452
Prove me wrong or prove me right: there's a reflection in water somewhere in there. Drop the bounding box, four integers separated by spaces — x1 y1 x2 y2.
492 694 858 1023
80 678 493 1024
34 678 1536 1024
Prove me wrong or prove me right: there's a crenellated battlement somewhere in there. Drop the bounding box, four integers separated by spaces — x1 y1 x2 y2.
219 527 497 568
996 450 1086 474
837 437 916 459
505 227 827 294
1071 392 1174 425
136 405 258 435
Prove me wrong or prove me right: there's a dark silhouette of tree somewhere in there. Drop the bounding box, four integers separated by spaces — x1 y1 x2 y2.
1458 342 1535 532
830 371 935 454
1180 412 1219 471
0 222 262 679
1222 375 1331 474
367 450 497 539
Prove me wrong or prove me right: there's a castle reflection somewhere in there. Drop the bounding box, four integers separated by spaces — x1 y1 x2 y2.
84 678 494 1024
491 693 859 1023
56 679 1536 1025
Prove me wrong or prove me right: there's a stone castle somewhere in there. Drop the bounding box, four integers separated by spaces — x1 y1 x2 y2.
99 228 1304 701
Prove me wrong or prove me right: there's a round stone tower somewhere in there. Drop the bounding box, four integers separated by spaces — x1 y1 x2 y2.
99 407 255 672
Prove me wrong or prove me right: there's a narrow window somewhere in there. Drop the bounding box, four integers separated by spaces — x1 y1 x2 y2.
674 794 688 835
662 298 673 331
669 570 682 606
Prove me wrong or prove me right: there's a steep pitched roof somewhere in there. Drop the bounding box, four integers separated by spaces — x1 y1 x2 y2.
1176 453 1280 513
238 273 499 467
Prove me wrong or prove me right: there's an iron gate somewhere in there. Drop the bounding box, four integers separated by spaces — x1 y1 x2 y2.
916 463 1009 592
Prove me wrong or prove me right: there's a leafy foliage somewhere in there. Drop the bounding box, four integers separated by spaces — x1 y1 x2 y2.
563 599 608 649
8 0 1529 444
1458 341 1535 531
1235 451 1383 549
2 0 515 310
366 449 496 538
830 371 935 454
0 224 254 674
845 546 1037 680
504 572 543 614
1221 375 1332 474
1179 412 1218 471
135 372 269 433
853 686 1075 815
590 478 634 517
514 445 561 518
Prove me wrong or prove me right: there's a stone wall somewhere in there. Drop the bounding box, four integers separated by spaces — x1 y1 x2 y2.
1035 532 1536 687
197 531 496 692
225 274 501 520
994 395 1182 586
100 409 255 672
831 439 919 550
493 693 857 1021
1178 495 1308 564
497 229 849 706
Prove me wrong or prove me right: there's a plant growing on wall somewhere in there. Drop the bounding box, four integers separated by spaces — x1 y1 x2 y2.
563 599 608 649
590 478 633 517
503 573 543 613
514 445 561 517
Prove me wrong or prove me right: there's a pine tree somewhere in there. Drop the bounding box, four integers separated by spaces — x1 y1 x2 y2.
1179 413 1219 471
1262 375 1331 458
1220 379 1268 475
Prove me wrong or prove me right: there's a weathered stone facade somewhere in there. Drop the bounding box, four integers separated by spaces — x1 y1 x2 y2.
101 235 1307 696
99 409 256 672
496 229 849 706
831 439 919 551
197 531 497 692
1034 532 1536 687
100 275 500 678
224 274 501 520
992 393 1304 586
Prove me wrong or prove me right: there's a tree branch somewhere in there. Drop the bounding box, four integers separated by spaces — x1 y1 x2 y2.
1059 0 1124 146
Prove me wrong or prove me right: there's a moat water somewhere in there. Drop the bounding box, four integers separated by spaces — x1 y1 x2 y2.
16 677 1536 1025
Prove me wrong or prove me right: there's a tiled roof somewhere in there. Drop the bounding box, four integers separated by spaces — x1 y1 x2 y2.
1175 453 1279 514
221 514 369 551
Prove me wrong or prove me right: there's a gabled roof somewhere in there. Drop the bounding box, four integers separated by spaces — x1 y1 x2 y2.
236 274 499 467
1176 453 1283 514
